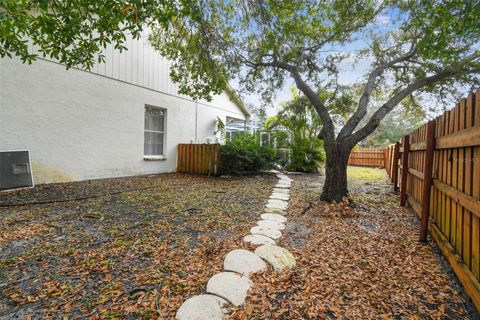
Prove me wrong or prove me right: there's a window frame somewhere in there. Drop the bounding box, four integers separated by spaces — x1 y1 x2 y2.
144 105 167 160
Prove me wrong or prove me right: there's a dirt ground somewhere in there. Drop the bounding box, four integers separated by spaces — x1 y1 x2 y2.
229 167 477 319
0 173 276 319
1 169 477 319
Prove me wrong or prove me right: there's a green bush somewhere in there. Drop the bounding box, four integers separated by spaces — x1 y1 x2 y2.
286 137 325 173
265 92 326 173
220 133 277 175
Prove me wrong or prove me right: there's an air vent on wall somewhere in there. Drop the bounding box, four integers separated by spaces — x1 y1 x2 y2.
0 150 34 190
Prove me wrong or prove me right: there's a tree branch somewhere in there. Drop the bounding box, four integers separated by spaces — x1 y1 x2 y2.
243 58 297 73
337 35 421 141
346 61 480 146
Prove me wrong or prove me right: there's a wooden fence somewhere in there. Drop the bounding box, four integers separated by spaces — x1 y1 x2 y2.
348 147 385 167
177 144 220 176
386 89 480 311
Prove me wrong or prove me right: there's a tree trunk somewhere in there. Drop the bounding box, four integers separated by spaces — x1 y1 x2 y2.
320 142 351 202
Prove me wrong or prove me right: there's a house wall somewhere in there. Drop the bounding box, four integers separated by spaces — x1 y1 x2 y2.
0 34 246 184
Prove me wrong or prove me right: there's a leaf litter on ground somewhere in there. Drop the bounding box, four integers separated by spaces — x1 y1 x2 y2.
228 168 475 319
0 173 275 319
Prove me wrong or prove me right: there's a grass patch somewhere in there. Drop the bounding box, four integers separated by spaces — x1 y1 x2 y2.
347 166 387 183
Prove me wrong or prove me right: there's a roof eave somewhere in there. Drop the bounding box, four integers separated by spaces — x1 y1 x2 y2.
225 84 250 118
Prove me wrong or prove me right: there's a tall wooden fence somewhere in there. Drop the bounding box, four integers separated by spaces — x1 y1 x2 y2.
177 144 220 176
386 89 480 311
348 147 385 167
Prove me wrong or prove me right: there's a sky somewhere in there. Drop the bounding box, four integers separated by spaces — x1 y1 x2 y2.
229 5 476 127
233 11 397 119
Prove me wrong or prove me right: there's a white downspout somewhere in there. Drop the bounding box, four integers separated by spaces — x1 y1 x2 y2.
195 101 198 143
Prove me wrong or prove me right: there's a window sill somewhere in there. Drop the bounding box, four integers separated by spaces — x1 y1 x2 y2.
144 155 167 161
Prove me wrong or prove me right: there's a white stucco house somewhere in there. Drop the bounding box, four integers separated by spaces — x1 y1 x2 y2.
0 32 249 185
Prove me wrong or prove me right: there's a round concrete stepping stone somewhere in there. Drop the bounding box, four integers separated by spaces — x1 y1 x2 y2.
268 199 288 205
255 244 296 272
257 219 286 230
206 272 252 306
272 191 290 196
266 203 288 210
261 213 287 223
266 200 288 208
273 188 290 194
224 249 267 275
250 226 282 239
270 193 289 201
243 234 276 245
264 207 287 215
176 294 228 320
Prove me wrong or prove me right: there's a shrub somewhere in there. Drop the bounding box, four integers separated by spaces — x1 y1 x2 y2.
286 137 325 173
220 133 277 175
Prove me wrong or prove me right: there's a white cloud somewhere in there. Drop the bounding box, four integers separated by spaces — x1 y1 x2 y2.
375 14 391 25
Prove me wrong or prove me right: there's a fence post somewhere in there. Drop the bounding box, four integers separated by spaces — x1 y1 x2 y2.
390 146 394 182
400 136 410 206
388 146 393 177
419 120 436 242
383 148 387 169
392 142 400 190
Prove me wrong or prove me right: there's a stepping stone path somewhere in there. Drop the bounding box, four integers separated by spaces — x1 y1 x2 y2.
176 172 296 319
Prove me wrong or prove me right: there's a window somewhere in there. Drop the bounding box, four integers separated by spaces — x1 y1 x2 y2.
144 106 165 157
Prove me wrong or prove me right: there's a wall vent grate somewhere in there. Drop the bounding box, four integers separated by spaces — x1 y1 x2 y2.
0 150 34 190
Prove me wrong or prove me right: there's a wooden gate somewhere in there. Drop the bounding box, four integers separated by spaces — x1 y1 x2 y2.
177 144 220 176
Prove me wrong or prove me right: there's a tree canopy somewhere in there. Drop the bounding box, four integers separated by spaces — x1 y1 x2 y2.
0 0 197 69
151 0 479 200
151 0 479 135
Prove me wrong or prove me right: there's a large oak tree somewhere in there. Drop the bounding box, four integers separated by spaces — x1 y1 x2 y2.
151 0 480 201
